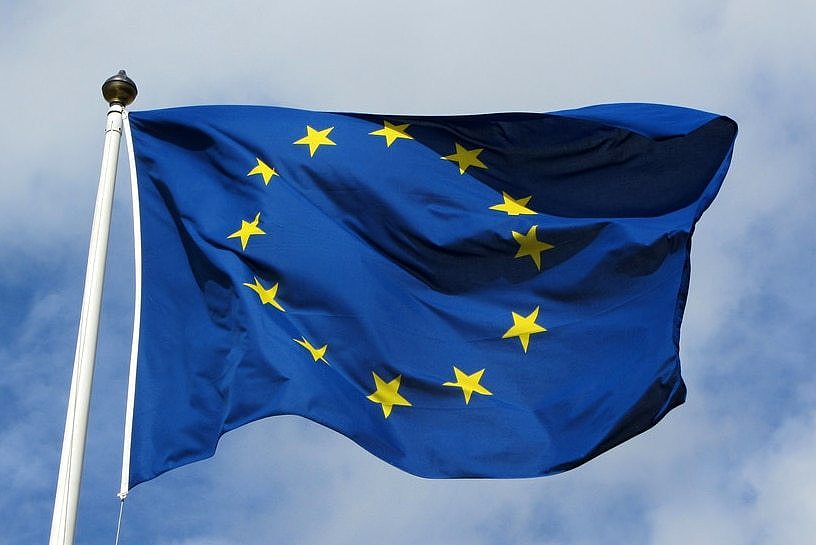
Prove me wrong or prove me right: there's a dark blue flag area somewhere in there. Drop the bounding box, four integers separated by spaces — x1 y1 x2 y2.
125 104 736 488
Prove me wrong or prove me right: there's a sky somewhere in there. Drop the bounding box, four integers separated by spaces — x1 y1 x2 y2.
1 1 815 544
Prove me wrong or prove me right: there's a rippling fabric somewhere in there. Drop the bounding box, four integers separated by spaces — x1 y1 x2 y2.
126 104 737 488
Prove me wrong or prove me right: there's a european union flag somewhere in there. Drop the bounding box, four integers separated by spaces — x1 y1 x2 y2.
124 103 736 488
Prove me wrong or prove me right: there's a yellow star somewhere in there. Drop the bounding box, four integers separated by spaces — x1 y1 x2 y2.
512 225 554 271
227 212 265 251
489 192 537 216
293 337 328 364
293 125 336 157
246 158 278 185
502 306 547 353
369 120 414 147
243 277 285 312
443 366 493 404
366 372 412 418
442 142 488 175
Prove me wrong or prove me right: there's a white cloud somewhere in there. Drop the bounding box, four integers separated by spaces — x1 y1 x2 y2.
743 413 816 544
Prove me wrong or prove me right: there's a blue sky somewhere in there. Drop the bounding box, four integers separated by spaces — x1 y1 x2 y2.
2 1 815 544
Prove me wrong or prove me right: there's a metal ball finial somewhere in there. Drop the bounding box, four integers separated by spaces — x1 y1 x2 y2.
102 70 138 106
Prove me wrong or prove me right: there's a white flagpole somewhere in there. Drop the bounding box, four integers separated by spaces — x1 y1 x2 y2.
49 71 137 545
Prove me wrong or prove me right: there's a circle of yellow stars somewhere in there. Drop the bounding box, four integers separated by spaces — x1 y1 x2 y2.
229 118 554 418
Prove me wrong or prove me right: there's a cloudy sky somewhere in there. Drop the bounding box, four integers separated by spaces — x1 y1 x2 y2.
2 1 815 544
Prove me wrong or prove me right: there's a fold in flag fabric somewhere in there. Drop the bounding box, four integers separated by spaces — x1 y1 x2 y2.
125 103 737 488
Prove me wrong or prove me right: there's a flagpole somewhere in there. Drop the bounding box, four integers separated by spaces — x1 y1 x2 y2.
49 71 137 545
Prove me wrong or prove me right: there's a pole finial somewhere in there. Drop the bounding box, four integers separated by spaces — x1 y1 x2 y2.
102 70 138 106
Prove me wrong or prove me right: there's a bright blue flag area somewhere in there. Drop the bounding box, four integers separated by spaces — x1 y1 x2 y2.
126 104 737 488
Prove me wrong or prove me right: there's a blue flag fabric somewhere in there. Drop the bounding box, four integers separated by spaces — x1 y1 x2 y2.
126 104 736 488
